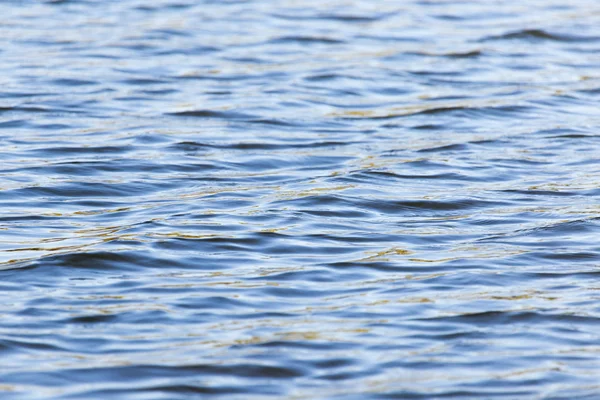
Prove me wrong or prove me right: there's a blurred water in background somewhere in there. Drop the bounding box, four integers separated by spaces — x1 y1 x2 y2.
1 0 600 398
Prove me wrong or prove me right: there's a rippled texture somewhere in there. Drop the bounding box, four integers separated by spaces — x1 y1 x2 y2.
2 0 600 398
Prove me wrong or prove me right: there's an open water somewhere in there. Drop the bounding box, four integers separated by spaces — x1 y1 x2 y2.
1 0 600 398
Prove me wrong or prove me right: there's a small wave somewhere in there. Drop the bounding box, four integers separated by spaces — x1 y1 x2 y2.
480 29 600 42
269 36 344 45
406 49 484 58
167 109 257 120
270 12 387 23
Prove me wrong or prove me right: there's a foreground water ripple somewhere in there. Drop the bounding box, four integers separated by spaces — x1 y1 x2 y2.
1 0 600 398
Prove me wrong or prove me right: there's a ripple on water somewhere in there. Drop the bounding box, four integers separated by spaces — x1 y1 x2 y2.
1 0 600 399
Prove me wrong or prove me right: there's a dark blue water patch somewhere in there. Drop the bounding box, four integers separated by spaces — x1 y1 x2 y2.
37 250 190 272
269 11 389 23
302 73 359 83
0 119 29 128
250 268 368 283
335 104 535 121
499 189 582 197
355 197 510 215
417 143 469 153
0 105 52 113
173 71 289 82
3 160 224 177
27 145 134 156
49 78 98 87
119 78 172 86
154 45 221 56
0 363 307 392
577 85 600 94
170 140 360 152
147 27 193 38
480 29 600 43
3 181 173 199
269 36 345 45
410 49 485 58
136 88 179 96
539 251 600 261
365 171 485 182
247 118 301 127
167 109 257 120
422 310 600 326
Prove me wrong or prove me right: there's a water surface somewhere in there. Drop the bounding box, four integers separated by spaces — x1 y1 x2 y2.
1 0 600 398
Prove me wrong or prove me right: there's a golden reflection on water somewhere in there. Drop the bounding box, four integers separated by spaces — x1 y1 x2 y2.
359 247 412 262
275 185 354 200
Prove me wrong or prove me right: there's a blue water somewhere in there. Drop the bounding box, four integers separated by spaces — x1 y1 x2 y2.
1 0 600 398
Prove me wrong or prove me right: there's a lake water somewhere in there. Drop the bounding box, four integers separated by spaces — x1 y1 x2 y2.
1 0 600 398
